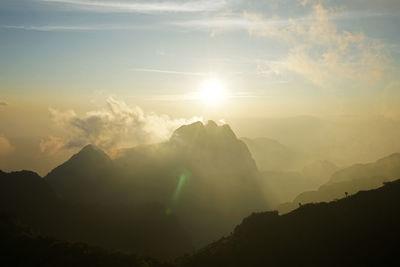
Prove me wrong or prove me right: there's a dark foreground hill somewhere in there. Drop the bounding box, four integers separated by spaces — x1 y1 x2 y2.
180 179 400 267
0 170 191 259
0 214 171 267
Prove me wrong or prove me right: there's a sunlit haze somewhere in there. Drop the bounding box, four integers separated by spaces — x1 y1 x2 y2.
1 1 400 265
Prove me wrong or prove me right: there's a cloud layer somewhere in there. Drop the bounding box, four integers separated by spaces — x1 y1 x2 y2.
48 97 202 152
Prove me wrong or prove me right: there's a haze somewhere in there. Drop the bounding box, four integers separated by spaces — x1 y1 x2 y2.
1 1 400 266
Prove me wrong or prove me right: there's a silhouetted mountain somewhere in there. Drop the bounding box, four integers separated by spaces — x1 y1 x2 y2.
180 179 400 267
45 144 120 203
0 214 172 267
0 170 192 259
279 153 400 213
115 121 269 247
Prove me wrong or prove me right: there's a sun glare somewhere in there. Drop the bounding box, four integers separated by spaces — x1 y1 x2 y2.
198 79 226 103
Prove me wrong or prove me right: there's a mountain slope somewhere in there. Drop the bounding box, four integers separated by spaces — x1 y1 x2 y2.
180 179 400 267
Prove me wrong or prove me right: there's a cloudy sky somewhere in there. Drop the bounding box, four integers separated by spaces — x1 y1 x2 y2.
0 0 400 174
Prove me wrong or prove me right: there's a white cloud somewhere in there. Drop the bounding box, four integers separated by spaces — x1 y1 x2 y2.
0 135 13 156
247 4 392 87
39 0 227 13
49 97 202 151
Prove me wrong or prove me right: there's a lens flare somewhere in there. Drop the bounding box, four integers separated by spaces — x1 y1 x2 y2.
166 169 191 214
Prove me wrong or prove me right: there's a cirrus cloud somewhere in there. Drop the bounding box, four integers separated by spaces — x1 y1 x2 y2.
39 0 227 13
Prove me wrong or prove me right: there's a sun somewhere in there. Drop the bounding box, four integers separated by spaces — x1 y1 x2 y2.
198 79 226 103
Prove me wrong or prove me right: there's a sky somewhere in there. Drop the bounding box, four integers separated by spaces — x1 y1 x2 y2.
0 0 400 174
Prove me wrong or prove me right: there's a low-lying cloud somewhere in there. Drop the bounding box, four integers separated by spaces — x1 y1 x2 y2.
48 97 202 152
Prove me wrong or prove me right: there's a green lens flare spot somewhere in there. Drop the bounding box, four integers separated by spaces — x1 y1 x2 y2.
167 169 191 213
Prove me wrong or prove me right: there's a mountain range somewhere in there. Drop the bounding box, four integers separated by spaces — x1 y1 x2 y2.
1 121 270 256
2 120 400 265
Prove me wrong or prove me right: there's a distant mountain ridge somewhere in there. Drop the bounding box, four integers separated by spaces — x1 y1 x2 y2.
279 153 400 213
327 153 400 185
